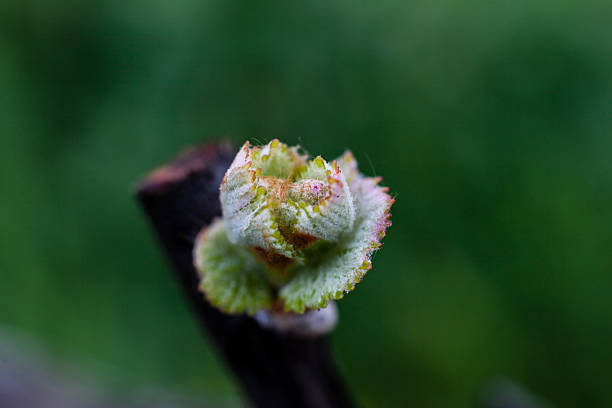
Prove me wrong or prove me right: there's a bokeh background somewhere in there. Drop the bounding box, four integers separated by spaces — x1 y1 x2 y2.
2 1 612 407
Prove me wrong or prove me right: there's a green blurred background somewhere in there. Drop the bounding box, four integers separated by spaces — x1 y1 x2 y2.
2 1 612 407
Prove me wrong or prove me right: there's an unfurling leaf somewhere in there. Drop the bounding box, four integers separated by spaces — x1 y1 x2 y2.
194 140 394 314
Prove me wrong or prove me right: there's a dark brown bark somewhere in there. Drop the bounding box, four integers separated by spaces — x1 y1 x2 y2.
135 143 354 408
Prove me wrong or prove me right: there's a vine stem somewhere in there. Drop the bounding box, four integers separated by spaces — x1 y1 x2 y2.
135 142 354 408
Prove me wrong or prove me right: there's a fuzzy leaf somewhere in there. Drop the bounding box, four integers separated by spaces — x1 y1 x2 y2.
194 219 273 315
278 157 355 244
220 141 298 259
279 158 393 312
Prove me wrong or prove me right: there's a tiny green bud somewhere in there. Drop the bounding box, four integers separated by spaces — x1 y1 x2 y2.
194 139 394 315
